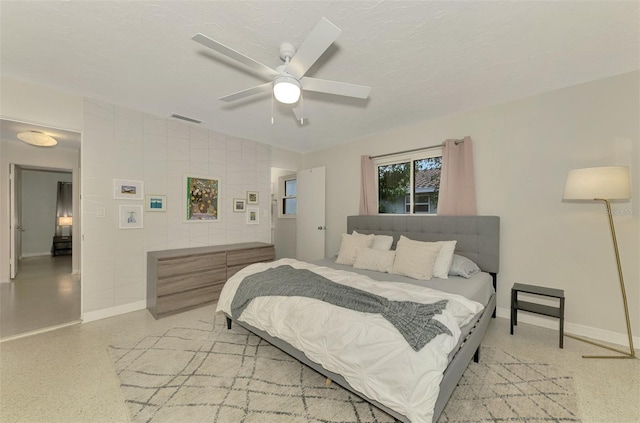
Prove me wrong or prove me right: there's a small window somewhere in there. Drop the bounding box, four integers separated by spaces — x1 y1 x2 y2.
375 148 442 215
281 177 297 216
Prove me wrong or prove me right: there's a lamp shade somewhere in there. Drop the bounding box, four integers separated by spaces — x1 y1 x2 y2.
58 216 73 226
273 75 301 104
563 166 631 200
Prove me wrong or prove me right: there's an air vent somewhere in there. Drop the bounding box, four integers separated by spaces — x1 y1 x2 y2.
170 114 202 124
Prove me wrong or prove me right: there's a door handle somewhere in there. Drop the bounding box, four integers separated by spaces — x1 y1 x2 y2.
317 226 326 230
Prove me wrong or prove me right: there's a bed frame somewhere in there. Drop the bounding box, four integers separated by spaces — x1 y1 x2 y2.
227 215 500 422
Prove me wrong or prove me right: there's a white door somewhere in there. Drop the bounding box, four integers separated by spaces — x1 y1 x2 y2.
9 164 22 279
296 166 326 261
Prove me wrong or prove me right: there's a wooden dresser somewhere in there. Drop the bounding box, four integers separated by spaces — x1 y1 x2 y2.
147 242 275 319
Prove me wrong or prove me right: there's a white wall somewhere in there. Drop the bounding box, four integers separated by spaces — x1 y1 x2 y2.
0 76 83 132
81 99 272 318
303 71 640 347
21 170 73 256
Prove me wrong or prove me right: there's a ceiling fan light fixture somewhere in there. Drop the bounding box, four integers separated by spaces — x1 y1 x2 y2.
17 131 57 147
273 75 301 104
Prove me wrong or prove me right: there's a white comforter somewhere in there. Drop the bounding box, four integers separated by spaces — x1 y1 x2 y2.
216 258 484 423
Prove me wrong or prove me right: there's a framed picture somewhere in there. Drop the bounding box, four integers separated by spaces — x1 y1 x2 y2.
145 194 166 212
247 191 259 205
119 205 143 229
114 179 144 200
233 198 246 212
246 207 259 224
185 175 221 222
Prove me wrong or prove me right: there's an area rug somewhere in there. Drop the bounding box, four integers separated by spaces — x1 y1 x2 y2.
109 314 580 422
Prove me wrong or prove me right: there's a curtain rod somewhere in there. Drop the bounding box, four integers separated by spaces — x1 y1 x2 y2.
370 138 464 159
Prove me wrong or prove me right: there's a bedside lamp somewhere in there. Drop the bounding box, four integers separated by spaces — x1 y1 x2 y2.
58 216 73 237
563 166 635 359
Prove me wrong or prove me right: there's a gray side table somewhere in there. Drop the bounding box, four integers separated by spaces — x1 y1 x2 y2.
511 283 565 348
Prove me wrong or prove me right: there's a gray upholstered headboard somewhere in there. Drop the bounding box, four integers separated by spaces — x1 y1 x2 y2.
347 215 500 274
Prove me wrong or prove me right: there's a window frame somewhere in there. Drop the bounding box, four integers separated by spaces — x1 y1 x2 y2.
278 174 297 218
373 147 442 215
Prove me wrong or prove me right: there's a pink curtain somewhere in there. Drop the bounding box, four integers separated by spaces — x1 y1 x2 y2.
437 136 477 215
359 155 377 215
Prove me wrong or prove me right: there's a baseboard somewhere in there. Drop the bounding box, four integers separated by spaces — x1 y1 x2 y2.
0 320 81 343
82 300 147 323
21 252 51 258
496 306 640 349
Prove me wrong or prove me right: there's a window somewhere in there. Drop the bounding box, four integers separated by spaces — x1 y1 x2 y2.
281 176 297 216
375 148 442 214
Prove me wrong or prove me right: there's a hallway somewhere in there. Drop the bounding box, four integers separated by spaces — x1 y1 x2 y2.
0 255 80 339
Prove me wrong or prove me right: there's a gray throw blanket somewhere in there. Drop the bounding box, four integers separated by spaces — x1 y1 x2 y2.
230 265 451 351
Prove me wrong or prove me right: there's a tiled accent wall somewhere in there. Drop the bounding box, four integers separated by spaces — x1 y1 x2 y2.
82 99 271 313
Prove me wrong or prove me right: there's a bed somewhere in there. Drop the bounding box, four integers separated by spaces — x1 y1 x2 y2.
217 215 500 422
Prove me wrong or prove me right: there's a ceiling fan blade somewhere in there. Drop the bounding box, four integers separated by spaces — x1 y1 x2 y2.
218 82 272 102
192 33 278 79
286 17 341 79
302 77 371 99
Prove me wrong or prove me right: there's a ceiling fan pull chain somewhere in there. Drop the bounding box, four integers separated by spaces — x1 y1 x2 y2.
271 91 275 125
300 91 304 125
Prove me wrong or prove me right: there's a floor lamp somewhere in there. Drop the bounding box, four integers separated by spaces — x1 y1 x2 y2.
563 166 635 359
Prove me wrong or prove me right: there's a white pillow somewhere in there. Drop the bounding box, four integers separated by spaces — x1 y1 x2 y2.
335 233 375 265
449 254 481 278
354 231 393 251
432 240 457 279
391 236 442 280
353 247 396 273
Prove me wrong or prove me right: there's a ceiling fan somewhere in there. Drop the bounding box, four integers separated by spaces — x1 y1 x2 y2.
192 17 371 123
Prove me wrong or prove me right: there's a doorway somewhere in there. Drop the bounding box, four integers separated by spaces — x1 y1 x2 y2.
1 120 81 339
1 165 80 338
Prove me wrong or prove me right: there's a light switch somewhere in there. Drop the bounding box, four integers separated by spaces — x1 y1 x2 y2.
97 207 106 218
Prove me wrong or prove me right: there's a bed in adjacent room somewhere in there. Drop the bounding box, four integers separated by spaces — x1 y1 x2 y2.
217 215 500 423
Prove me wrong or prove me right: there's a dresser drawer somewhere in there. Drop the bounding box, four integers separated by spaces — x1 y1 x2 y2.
148 242 274 319
157 252 226 278
157 268 226 296
156 283 224 318
227 246 275 267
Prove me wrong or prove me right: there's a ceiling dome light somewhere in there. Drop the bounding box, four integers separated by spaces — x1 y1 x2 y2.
273 75 301 104
17 131 57 147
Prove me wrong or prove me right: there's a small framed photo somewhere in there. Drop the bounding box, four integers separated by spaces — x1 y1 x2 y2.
145 194 167 212
119 205 143 229
247 191 259 205
114 179 144 200
233 198 246 212
246 207 259 224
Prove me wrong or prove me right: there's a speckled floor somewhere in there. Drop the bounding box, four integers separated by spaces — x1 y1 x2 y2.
0 255 80 338
1 306 638 423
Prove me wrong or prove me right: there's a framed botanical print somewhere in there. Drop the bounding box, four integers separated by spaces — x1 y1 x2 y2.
185 175 221 222
247 191 259 205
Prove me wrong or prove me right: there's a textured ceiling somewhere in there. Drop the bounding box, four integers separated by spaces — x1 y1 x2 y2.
1 1 638 153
